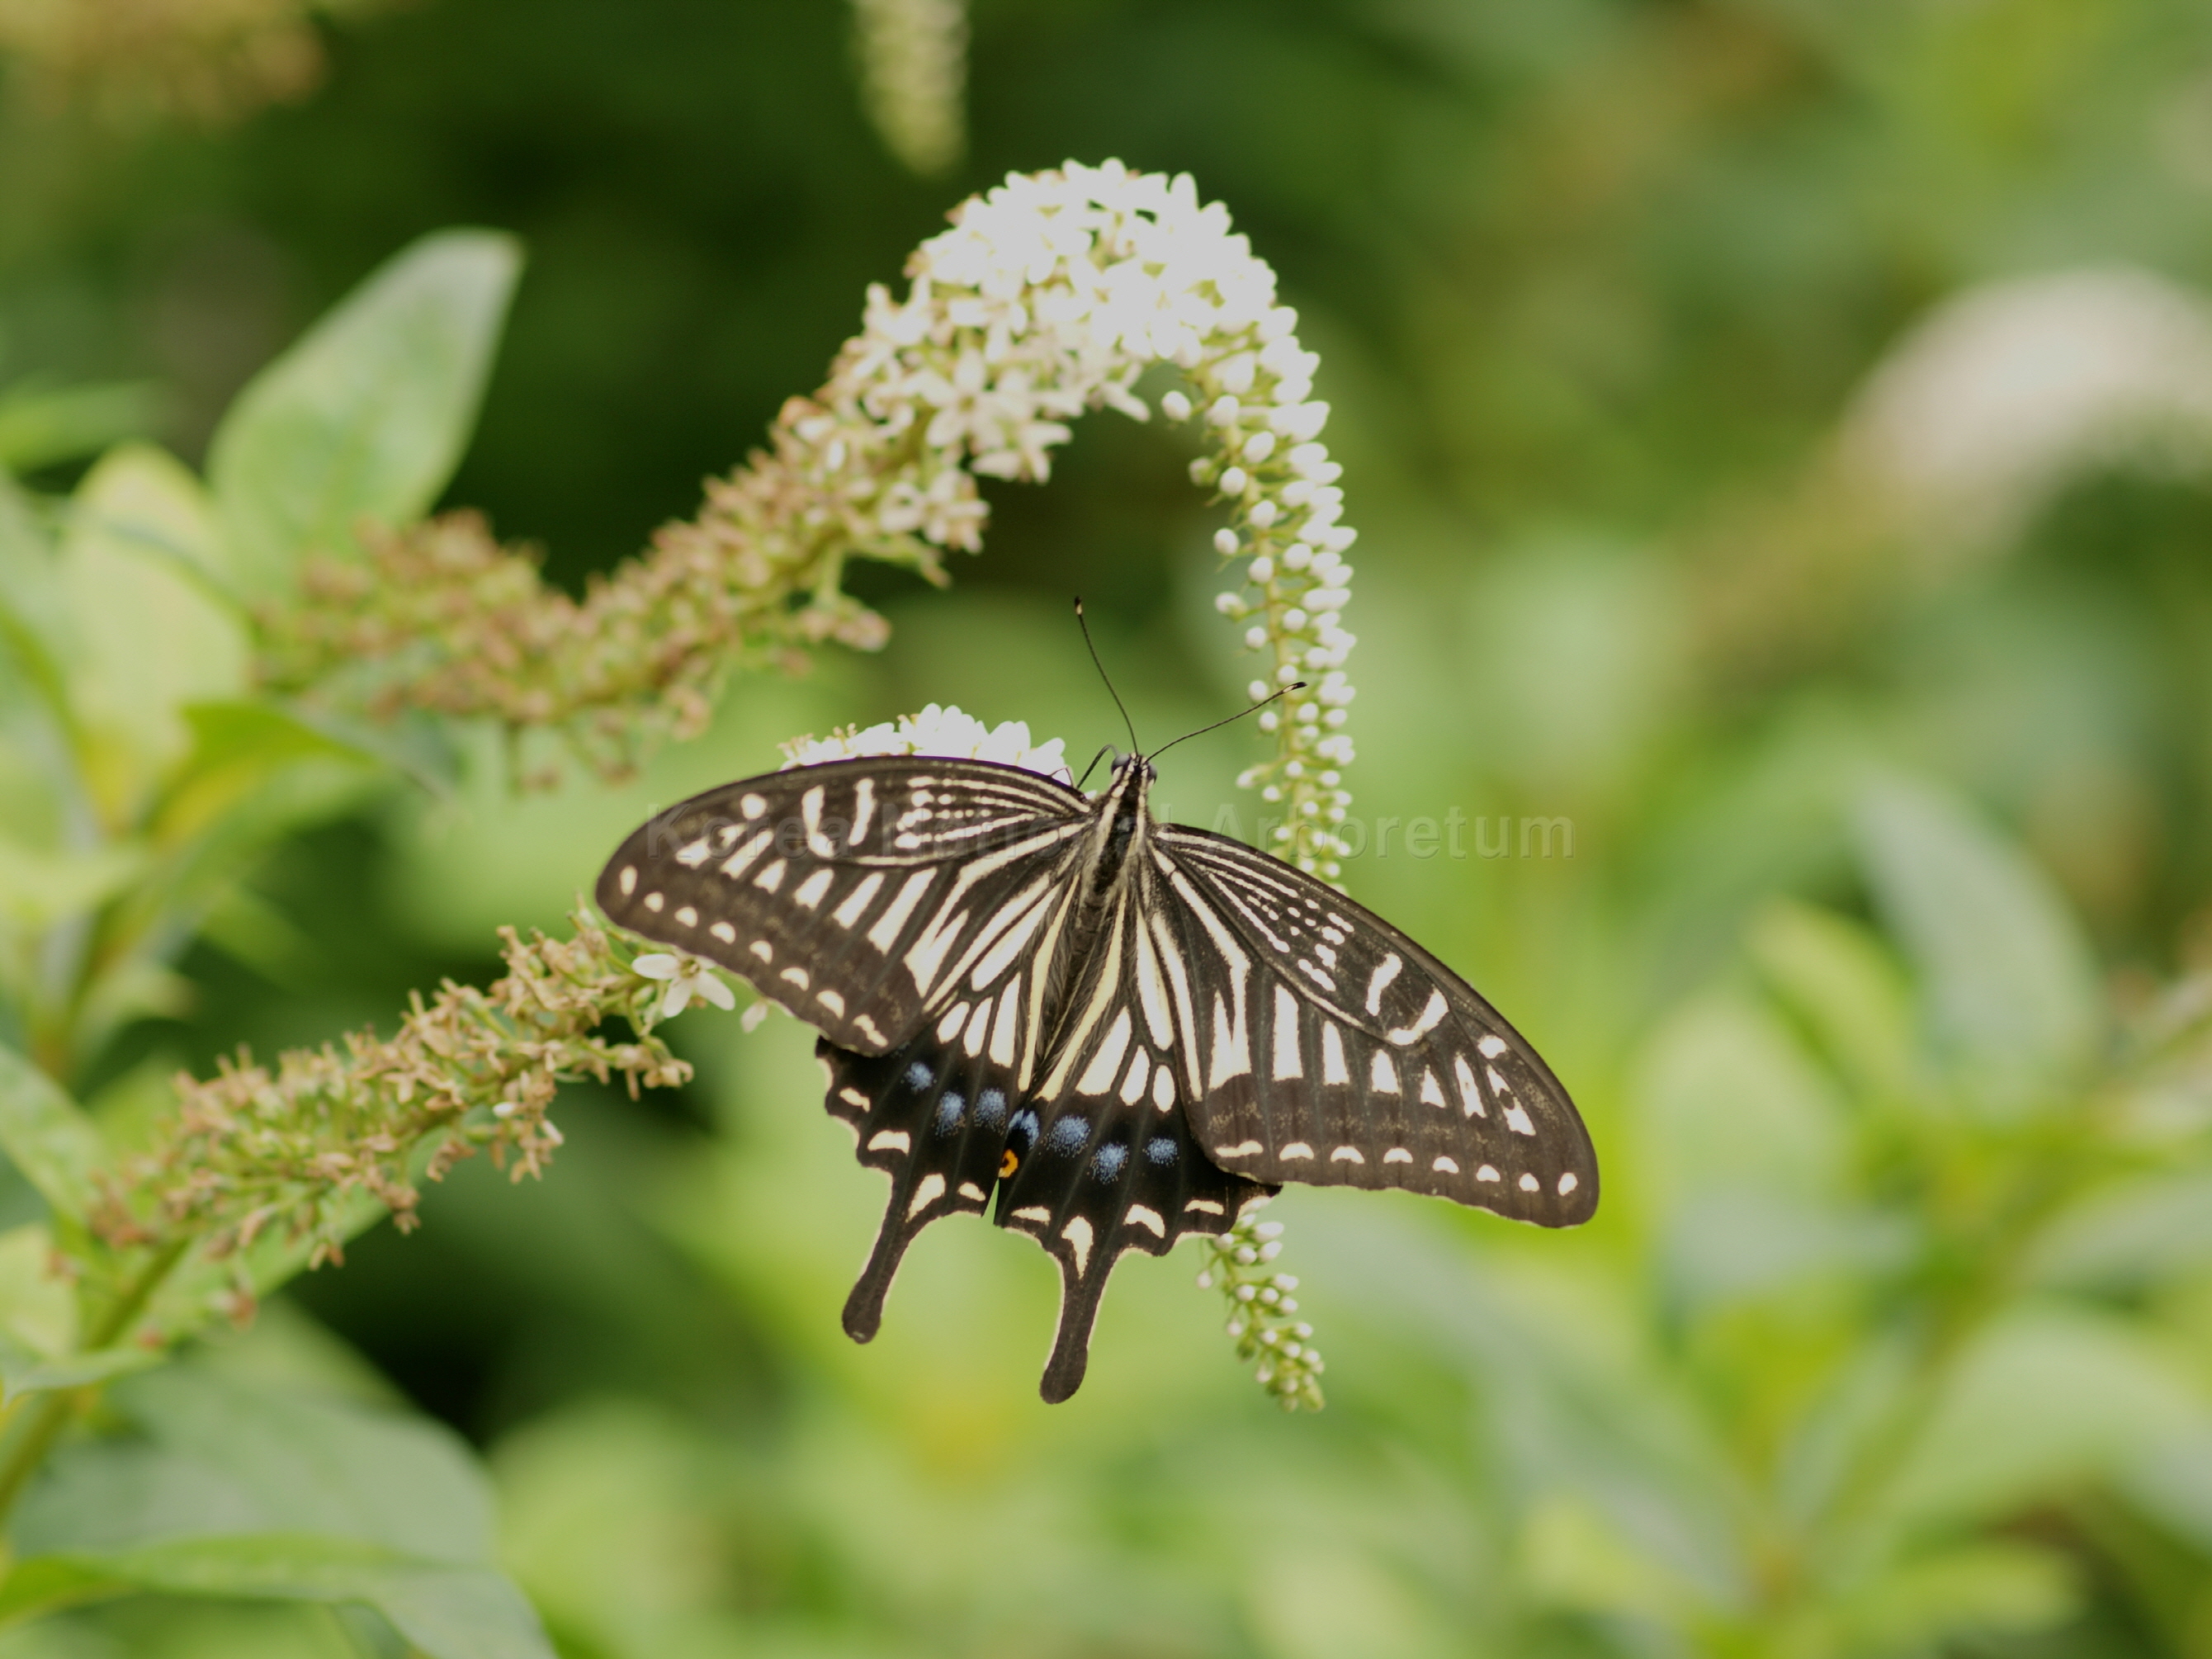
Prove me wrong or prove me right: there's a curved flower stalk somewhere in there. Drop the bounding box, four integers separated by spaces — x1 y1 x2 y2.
265 162 1359 869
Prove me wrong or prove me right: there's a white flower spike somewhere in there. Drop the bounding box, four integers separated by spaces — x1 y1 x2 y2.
769 160 1355 881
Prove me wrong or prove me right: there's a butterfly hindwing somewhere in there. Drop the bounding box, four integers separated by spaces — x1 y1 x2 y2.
818 1033 1014 1342
1151 825 1598 1227
597 756 1089 1054
817 888 1274 1401
995 893 1276 1401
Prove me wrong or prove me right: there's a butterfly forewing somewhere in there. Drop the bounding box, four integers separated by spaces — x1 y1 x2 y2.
596 756 1090 1055
1152 825 1597 1226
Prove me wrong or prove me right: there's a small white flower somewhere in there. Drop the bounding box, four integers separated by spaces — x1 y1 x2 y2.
631 952 738 1019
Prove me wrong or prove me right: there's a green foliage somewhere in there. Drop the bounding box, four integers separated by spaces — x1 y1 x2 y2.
0 231 556 1646
207 233 522 601
4 1364 552 1658
8 2 2212 1654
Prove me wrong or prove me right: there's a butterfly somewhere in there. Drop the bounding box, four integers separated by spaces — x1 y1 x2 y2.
598 750 1596 1401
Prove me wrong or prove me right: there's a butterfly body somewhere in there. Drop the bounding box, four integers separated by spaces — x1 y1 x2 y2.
598 752 1595 1401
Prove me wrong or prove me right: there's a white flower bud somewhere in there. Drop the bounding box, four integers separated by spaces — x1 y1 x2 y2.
1242 430 1277 464
1257 711 1279 732
1218 466 1248 495
1262 786 1282 802
1247 555 1273 582
1161 390 1193 423
1189 457 1217 485
1244 628 1267 651
1283 543 1313 570
1247 678 1269 700
1214 592 1241 615
1208 395 1241 426
1324 708 1347 727
1276 664 1300 683
1283 608 1307 630
1249 499 1279 529
1213 528 1241 556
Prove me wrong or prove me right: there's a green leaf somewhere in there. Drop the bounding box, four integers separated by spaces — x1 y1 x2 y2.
1855 779 2101 1109
2030 1170 2212 1290
0 1340 160 1406
0 1223 76 1359
207 230 522 598
0 838 150 930
59 445 249 817
1744 900 1916 1100
0 379 159 475
0 1536 551 1659
0 1044 106 1224
1877 1305 2206 1530
7 1364 554 1659
0 474 72 723
1832 1540 2079 1652
1629 990 1850 1212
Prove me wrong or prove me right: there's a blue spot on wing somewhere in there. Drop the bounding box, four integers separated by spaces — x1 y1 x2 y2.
1046 1117 1090 1156
1144 1137 1178 1165
934 1091 965 1135
1091 1142 1128 1182
905 1062 933 1091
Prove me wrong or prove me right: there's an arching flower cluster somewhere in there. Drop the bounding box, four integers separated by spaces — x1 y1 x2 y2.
755 158 1358 877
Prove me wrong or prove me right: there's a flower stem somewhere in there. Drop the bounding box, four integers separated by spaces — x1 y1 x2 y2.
0 1237 191 1532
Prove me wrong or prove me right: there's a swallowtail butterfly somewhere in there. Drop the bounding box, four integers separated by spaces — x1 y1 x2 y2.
598 752 1595 1401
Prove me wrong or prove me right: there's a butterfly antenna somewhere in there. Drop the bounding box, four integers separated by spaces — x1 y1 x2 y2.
1146 682 1306 766
1074 598 1141 757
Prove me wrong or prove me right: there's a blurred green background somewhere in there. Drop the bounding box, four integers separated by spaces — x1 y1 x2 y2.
12 0 2212 1653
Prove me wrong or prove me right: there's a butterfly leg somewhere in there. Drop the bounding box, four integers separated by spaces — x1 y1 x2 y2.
817 1036 1016 1343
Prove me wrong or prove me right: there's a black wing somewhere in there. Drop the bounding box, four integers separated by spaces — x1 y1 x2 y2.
815 870 1273 1405
1150 824 1598 1227
596 755 1091 1055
